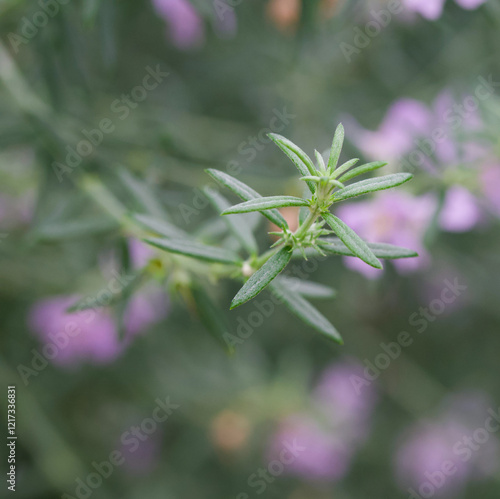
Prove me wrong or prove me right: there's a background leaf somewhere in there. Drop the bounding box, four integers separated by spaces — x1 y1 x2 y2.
270 280 343 343
144 237 241 265
203 187 258 255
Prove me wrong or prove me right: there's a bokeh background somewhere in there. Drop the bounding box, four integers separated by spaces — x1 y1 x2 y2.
1 0 500 498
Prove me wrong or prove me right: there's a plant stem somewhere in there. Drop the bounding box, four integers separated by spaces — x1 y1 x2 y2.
293 207 319 240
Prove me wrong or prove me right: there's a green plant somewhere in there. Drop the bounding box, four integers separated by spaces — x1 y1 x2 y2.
138 124 416 345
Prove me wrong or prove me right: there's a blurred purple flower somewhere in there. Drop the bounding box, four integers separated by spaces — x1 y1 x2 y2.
480 164 500 215
314 361 377 440
124 285 169 336
395 421 470 496
28 286 168 367
152 0 204 49
269 415 352 481
395 391 499 496
268 360 377 481
438 186 482 232
335 192 437 278
120 429 162 475
129 238 156 270
403 0 487 20
213 2 238 38
346 99 433 162
29 296 121 367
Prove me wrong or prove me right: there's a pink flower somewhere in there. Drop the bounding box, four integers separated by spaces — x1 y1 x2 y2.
395 392 499 496
269 415 352 481
346 99 433 163
28 287 168 367
480 164 500 216
403 0 488 20
268 360 377 481
335 192 437 278
29 296 121 367
152 0 204 49
438 186 482 232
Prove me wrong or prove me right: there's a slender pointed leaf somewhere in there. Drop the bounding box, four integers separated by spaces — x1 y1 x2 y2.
315 150 326 173
132 213 188 239
206 169 288 230
276 276 336 299
32 218 118 241
332 158 359 179
222 196 309 215
203 187 258 255
318 238 418 259
270 280 343 343
268 133 317 193
231 247 292 309
118 168 168 218
144 237 241 264
332 173 413 202
327 123 345 172
338 161 387 182
192 285 234 353
322 212 382 269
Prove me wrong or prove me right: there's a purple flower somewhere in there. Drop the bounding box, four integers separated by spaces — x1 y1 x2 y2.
395 421 470 496
268 415 352 481
438 186 482 232
268 360 377 481
152 0 204 49
128 238 156 270
124 285 169 336
395 391 499 496
403 0 487 20
346 99 433 162
335 192 437 278
120 429 162 475
403 0 446 21
29 296 121 367
213 2 238 38
28 287 168 367
480 164 500 216
313 361 377 439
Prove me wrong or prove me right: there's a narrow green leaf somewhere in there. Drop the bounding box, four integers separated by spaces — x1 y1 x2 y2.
315 150 327 173
222 196 309 215
231 247 292 309
67 271 143 312
338 161 387 182
268 133 317 194
332 173 413 203
132 213 188 239
321 212 382 269
276 276 336 299
206 169 288 230
32 218 118 241
332 158 359 179
192 285 234 353
318 238 418 259
144 237 241 265
327 123 345 172
118 168 168 219
203 187 258 255
269 280 343 343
